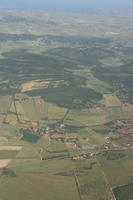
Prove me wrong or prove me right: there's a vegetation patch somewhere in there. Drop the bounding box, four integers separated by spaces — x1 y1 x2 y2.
113 183 133 200
21 131 41 143
2 168 17 178
103 150 126 160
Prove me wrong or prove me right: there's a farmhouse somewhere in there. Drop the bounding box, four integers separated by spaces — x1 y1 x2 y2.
104 136 111 144
50 133 65 142
81 144 96 150
60 124 65 128
72 154 88 160
72 156 84 160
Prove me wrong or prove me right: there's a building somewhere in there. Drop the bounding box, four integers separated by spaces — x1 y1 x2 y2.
50 133 65 142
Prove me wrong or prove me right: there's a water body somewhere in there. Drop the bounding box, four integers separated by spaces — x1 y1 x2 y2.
0 0 133 11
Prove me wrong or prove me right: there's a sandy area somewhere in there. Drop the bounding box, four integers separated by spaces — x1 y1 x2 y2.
0 159 11 168
0 146 22 151
0 137 8 142
21 79 63 92
21 80 50 92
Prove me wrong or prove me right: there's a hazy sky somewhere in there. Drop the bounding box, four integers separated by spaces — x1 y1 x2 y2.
0 0 132 10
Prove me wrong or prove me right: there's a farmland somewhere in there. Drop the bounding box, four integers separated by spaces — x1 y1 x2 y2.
0 9 133 200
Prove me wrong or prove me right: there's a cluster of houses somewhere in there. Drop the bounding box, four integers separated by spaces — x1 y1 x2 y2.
19 120 39 133
45 124 66 142
115 120 133 146
104 136 112 149
19 120 67 141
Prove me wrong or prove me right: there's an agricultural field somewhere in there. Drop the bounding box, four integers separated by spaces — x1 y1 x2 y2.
0 9 133 200
97 149 133 187
101 94 121 108
113 183 133 200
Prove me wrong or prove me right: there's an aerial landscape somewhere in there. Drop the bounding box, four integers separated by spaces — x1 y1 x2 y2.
0 0 133 200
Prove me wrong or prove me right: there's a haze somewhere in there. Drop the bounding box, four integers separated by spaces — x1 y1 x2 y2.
0 0 133 11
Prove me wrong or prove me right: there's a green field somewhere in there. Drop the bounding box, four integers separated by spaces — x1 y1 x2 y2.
21 132 41 143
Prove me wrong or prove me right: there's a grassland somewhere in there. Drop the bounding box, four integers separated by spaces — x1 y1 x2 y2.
65 109 108 126
0 150 18 159
73 159 112 200
0 172 80 200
